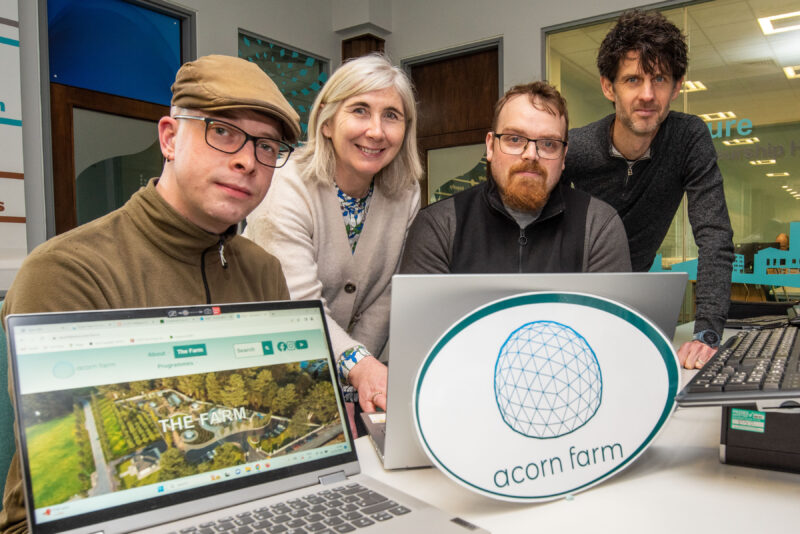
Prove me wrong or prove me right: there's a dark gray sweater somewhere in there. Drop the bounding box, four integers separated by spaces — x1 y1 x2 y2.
563 111 734 336
400 178 631 274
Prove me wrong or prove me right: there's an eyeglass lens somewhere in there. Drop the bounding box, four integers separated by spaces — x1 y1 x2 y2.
497 135 564 159
205 120 290 167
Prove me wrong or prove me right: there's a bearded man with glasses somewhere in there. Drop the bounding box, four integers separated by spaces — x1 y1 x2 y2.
0 55 301 532
401 81 630 274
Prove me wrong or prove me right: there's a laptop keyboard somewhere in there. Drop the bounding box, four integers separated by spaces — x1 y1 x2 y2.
171 483 411 534
681 325 800 398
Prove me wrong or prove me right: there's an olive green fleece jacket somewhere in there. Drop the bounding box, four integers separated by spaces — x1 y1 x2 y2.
0 178 288 533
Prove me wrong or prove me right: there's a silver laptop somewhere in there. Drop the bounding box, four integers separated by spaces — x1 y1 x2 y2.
368 272 688 469
6 301 488 534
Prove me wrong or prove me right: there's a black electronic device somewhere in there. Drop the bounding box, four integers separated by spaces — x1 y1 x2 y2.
788 304 800 326
677 324 800 474
676 326 800 408
720 406 800 474
724 315 789 330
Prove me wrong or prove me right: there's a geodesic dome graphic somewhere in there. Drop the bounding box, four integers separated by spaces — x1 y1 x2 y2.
494 321 602 438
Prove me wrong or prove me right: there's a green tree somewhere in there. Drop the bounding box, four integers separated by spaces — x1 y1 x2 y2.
159 376 178 391
271 384 298 415
262 382 279 412
205 372 223 405
248 369 273 408
176 374 206 399
295 373 313 397
221 374 248 408
211 442 244 469
158 449 195 481
128 380 153 396
287 407 310 439
305 382 338 423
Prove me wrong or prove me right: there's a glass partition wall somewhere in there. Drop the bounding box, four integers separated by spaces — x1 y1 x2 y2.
547 0 800 307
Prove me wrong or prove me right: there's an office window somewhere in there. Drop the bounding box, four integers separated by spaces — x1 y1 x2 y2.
238 31 328 139
546 0 800 288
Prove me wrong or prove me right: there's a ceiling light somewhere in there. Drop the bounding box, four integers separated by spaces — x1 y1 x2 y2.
681 81 707 93
783 185 790 188
758 11 800 35
785 66 800 79
767 172 790 177
722 137 759 146
750 160 776 165
699 111 736 122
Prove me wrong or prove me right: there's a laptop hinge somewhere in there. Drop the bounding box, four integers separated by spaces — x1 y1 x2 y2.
318 470 347 485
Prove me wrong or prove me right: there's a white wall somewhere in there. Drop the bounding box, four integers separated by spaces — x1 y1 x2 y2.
1 0 27 291
177 0 340 67
385 0 670 88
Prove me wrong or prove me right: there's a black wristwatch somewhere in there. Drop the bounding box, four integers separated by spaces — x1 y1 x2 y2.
692 329 720 348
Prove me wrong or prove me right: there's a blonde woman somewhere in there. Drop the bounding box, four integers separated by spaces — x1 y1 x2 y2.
244 54 422 427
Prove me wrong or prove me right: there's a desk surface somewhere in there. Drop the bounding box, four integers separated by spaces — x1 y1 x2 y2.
355 324 800 533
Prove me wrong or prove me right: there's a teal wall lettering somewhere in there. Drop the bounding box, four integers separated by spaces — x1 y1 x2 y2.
707 118 753 139
736 118 752 136
0 101 5 112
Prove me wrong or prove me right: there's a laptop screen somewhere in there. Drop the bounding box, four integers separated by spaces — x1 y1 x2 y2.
7 301 354 532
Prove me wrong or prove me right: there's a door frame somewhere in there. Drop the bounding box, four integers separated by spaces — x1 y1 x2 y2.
50 83 169 234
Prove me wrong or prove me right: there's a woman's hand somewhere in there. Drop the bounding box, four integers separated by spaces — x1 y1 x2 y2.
347 355 388 412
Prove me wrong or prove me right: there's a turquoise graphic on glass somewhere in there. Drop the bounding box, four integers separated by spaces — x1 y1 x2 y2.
650 221 800 286
494 321 602 439
238 33 328 137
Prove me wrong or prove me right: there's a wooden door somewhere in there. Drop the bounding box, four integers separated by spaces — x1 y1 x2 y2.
409 47 499 206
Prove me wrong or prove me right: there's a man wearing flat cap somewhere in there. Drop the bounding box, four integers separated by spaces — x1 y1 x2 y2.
0 55 301 533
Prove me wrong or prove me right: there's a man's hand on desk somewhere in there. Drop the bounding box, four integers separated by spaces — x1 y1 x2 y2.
677 340 718 369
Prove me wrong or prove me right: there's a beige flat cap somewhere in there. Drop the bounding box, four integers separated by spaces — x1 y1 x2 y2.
171 54 301 143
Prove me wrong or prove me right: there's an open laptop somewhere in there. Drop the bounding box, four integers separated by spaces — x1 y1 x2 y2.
5 301 488 534
363 272 688 469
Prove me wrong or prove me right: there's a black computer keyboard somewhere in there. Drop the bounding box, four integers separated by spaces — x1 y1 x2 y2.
172 483 410 534
676 325 800 407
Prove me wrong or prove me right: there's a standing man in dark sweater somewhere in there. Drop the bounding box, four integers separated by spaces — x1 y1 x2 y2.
562 10 734 370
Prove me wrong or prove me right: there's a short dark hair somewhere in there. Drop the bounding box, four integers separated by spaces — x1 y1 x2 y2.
491 81 569 142
597 10 687 83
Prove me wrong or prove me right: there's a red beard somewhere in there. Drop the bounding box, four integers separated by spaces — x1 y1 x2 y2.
497 160 549 212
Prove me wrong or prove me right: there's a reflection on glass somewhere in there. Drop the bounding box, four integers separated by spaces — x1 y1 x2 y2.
76 140 162 226
427 144 487 203
73 108 163 226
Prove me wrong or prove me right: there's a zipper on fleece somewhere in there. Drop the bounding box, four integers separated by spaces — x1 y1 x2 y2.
518 227 529 272
625 160 635 186
200 238 229 304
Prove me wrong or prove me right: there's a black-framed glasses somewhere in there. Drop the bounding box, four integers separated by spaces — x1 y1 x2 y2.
492 133 567 160
174 115 294 168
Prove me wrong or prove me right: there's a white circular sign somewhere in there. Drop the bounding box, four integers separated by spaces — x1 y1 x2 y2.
413 292 679 502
